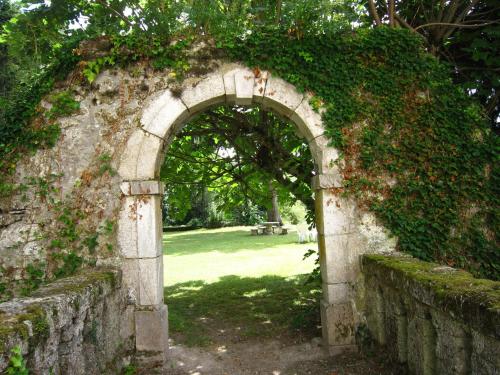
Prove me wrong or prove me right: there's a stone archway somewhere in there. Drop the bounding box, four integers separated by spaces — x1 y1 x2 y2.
117 64 359 363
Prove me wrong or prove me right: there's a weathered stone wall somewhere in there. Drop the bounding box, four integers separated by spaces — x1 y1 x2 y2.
0 268 132 374
358 254 500 375
0 41 397 362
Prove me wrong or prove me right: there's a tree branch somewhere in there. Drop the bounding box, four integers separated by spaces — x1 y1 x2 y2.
414 20 499 31
368 0 382 26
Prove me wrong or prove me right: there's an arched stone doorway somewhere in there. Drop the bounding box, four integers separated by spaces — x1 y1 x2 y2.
117 64 359 363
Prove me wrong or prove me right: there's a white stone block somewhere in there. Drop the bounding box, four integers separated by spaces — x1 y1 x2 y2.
141 91 172 132
136 132 163 180
223 69 237 103
181 73 226 114
315 191 359 235
234 69 255 105
311 174 343 190
320 299 356 347
263 75 304 117
318 233 364 283
135 304 168 353
138 256 164 306
121 180 164 196
118 196 138 258
322 282 353 304
309 138 339 174
136 195 163 258
122 258 139 303
142 90 190 139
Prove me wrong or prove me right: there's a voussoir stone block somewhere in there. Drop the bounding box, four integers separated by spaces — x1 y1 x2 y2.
138 256 163 306
119 130 163 181
136 195 163 258
118 129 144 180
263 75 304 117
253 70 269 103
291 95 325 141
136 132 163 180
234 68 255 105
141 90 190 139
181 73 226 114
309 139 339 174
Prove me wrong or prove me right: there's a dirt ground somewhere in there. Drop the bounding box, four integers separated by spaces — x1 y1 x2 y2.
161 335 401 375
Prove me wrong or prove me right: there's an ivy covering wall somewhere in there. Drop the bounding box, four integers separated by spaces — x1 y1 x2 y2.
224 27 498 280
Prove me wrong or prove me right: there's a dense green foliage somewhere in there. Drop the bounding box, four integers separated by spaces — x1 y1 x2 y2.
0 1 498 281
222 27 498 278
365 0 500 130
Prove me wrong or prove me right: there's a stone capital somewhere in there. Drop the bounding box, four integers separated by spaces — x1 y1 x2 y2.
120 180 164 196
311 173 343 190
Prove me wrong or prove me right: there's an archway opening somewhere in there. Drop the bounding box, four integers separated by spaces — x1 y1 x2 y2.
161 103 323 371
118 67 356 367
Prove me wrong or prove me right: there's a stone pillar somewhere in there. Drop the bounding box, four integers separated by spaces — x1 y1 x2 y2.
313 174 358 355
119 180 168 367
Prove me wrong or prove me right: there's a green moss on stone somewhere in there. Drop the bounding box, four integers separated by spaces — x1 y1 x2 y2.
0 305 48 353
0 268 118 354
30 269 118 298
362 254 500 336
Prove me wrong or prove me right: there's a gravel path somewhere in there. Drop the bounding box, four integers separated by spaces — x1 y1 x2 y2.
161 337 400 375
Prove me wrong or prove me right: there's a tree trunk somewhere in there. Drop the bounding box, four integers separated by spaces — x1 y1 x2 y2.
267 180 282 224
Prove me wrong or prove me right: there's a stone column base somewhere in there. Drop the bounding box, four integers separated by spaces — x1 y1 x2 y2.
320 299 357 355
134 304 169 368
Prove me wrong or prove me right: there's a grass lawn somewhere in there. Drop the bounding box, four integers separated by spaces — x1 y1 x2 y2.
163 226 321 346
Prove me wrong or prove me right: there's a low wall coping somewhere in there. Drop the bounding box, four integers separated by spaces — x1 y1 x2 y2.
361 254 500 339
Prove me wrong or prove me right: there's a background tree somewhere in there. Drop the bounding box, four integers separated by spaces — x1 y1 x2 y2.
364 0 499 130
161 105 315 226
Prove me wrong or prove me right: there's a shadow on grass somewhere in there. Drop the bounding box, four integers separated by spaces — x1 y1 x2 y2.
163 229 307 256
165 274 321 347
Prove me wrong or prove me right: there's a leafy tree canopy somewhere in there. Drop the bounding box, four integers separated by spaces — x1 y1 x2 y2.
161 106 315 225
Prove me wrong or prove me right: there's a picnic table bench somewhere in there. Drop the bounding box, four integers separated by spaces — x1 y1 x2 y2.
250 222 288 235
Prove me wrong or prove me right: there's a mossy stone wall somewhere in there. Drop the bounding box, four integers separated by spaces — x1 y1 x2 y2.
0 268 132 374
359 254 499 375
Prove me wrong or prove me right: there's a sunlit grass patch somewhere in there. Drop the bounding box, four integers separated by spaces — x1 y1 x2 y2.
163 226 320 347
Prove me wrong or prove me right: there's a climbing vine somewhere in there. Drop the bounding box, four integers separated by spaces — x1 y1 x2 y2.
222 27 498 279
